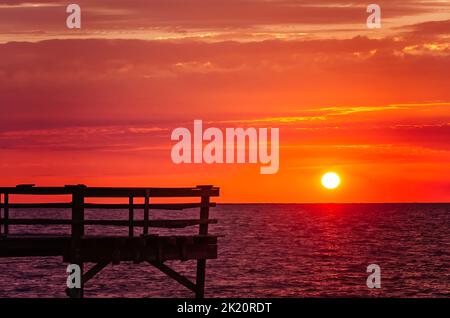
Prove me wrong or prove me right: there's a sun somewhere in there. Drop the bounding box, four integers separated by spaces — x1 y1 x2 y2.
321 172 341 189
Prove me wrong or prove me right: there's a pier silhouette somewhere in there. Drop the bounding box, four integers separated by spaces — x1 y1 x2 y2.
0 184 220 298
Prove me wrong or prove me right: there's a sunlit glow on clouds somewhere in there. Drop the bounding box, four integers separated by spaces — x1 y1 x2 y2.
0 0 449 202
0 0 449 42
0 2 61 9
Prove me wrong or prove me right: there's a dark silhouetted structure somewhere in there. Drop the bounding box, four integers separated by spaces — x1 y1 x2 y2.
0 184 220 298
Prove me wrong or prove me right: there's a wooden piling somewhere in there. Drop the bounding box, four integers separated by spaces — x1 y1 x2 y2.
143 190 150 236
71 185 85 298
4 193 8 236
129 196 134 237
0 193 2 236
196 185 212 298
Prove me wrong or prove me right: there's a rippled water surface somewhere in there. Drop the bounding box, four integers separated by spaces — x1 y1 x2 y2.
0 204 448 297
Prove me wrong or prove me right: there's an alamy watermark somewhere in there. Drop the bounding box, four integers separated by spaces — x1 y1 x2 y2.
66 4 81 29
66 264 81 289
366 264 381 289
171 120 279 174
367 4 382 29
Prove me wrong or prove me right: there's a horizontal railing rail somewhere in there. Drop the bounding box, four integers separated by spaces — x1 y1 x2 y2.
0 202 216 210
0 185 219 238
0 219 217 228
0 186 220 197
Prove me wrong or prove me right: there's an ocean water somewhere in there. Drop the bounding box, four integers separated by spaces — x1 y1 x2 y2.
0 204 448 297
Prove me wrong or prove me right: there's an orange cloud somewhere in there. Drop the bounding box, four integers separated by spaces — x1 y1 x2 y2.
0 1 449 202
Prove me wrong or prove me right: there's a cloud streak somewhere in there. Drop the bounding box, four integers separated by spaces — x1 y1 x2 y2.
1 0 449 41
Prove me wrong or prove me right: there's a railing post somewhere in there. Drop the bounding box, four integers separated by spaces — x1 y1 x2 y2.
129 196 134 237
0 193 2 236
195 185 212 298
72 186 85 241
4 193 9 236
70 185 85 298
143 189 150 236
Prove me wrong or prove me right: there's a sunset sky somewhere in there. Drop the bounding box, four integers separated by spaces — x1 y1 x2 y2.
0 0 449 202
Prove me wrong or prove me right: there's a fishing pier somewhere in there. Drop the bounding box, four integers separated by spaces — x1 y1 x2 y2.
0 184 220 298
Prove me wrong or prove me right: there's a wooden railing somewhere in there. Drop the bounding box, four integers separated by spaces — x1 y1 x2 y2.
0 184 219 238
0 184 220 298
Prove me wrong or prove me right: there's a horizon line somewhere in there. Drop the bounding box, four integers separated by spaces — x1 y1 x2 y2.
217 202 450 205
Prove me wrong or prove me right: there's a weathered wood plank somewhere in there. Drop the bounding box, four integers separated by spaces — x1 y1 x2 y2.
0 235 217 261
0 187 74 195
0 236 69 257
1 218 218 228
75 241 217 263
82 187 219 198
0 186 220 196
0 203 72 209
83 202 216 210
0 202 217 210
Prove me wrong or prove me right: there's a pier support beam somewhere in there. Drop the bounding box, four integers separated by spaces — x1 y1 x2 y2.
70 186 85 298
149 261 196 292
83 261 110 284
195 186 211 298
195 259 206 298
